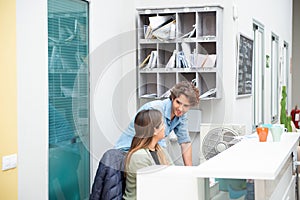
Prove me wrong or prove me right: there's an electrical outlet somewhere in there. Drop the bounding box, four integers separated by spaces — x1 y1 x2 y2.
2 154 17 171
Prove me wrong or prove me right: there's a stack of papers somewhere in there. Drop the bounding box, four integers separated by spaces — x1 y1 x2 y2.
194 54 217 68
139 51 157 69
176 51 190 68
165 50 176 69
152 20 176 41
145 15 176 40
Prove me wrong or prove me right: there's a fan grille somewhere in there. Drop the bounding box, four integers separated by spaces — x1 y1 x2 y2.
202 127 239 160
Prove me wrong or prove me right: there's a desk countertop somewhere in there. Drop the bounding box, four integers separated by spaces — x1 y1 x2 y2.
194 132 300 180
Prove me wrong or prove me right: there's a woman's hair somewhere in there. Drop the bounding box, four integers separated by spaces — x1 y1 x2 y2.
169 81 200 107
125 109 170 173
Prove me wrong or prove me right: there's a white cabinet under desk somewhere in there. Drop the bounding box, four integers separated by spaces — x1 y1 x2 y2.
136 133 300 200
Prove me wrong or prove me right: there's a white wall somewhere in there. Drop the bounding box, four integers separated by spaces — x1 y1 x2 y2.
17 0 48 199
232 0 293 129
89 0 136 183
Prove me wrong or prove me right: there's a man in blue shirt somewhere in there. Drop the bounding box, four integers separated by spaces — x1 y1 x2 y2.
115 81 200 166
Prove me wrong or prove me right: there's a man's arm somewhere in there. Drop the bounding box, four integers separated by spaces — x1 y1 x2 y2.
181 142 192 166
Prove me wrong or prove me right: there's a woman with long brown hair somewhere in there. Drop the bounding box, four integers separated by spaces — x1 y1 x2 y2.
123 109 173 200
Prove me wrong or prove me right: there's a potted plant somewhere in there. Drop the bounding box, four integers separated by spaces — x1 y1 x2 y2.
280 86 292 132
280 86 287 125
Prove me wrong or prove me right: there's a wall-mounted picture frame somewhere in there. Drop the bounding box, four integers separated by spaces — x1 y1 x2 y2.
236 33 254 98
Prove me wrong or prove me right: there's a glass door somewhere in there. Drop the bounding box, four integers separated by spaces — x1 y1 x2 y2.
48 0 89 199
252 21 265 129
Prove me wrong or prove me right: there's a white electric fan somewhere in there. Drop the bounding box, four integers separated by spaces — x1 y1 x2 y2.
202 127 241 160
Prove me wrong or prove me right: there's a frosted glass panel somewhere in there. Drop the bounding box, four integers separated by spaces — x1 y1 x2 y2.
253 23 264 128
271 35 279 122
48 0 90 199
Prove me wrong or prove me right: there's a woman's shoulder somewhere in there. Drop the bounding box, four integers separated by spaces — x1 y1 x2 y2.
130 149 150 160
132 148 147 155
129 149 154 168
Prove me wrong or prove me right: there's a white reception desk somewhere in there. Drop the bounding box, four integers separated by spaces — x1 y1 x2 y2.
137 133 300 200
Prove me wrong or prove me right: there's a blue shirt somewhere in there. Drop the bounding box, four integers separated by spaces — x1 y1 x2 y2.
114 99 191 151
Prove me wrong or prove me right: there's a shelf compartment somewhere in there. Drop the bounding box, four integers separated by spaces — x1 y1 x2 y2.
178 41 196 52
177 72 196 83
138 43 157 68
197 42 216 54
177 12 196 38
178 42 196 68
157 43 176 68
137 13 157 39
139 73 158 98
197 11 216 37
158 73 176 97
198 72 217 98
